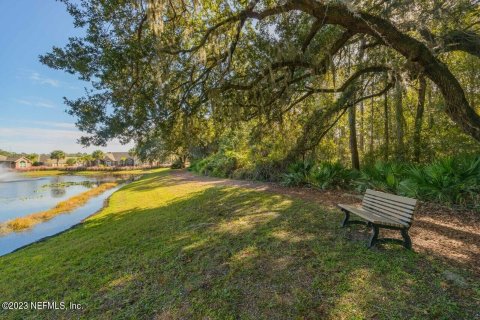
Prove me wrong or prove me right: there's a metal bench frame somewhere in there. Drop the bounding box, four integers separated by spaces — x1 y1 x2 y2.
338 189 417 249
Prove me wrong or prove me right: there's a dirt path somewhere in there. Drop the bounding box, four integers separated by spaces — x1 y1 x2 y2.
169 170 480 275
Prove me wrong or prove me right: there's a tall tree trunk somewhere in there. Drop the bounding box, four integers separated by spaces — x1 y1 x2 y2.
394 77 405 161
383 90 389 161
347 45 361 170
369 88 375 156
359 101 365 154
337 127 345 162
413 75 426 162
348 106 360 170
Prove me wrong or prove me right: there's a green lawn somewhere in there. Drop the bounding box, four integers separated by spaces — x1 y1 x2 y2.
21 170 66 177
21 168 158 178
1 169 478 319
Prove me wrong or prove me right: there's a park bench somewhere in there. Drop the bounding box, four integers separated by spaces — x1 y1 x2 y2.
338 189 417 249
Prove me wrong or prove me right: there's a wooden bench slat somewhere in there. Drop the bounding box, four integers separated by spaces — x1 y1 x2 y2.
363 197 414 217
365 189 417 206
338 204 406 226
363 194 416 211
362 199 414 220
338 204 408 227
362 202 413 224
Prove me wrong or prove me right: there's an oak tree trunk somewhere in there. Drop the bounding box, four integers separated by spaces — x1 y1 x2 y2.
383 90 390 161
413 76 426 162
348 106 360 170
394 78 405 161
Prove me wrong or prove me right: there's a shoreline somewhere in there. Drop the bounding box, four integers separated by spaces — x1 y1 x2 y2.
0 182 118 234
2 185 121 256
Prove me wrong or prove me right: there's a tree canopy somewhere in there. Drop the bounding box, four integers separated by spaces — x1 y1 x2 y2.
50 150 66 166
42 0 480 165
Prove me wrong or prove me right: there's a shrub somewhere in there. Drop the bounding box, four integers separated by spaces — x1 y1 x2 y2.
248 160 283 182
399 155 480 207
211 153 238 177
188 152 240 178
281 161 313 187
309 162 357 190
356 161 407 193
170 158 185 169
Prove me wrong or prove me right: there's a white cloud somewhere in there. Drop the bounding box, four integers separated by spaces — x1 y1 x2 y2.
0 127 133 154
13 98 56 109
29 72 60 87
0 118 76 129
33 121 76 129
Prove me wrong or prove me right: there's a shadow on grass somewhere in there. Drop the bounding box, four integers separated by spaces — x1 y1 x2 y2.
0 181 478 319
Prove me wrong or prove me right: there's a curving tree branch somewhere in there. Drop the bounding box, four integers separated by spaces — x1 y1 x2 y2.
419 28 480 58
212 0 480 142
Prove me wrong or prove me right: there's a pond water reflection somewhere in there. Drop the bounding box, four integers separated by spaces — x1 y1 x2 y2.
0 175 118 223
0 186 120 255
0 173 133 255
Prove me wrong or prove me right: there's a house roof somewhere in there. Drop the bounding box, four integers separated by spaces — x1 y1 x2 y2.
105 152 135 162
3 156 31 163
38 154 75 163
104 153 116 162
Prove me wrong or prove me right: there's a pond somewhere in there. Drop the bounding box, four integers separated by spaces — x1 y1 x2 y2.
0 175 120 223
0 170 131 255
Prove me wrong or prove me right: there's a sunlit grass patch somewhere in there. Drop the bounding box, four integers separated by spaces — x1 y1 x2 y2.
0 182 118 234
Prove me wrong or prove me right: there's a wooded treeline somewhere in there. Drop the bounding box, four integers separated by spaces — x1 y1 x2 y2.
42 1 480 178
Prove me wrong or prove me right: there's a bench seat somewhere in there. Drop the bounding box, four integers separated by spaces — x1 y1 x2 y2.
337 204 408 228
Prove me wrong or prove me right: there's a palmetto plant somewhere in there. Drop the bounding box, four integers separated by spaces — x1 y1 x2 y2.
356 162 407 193
281 161 314 187
399 156 480 206
309 162 357 190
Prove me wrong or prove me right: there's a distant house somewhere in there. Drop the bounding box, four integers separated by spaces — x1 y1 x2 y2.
102 152 141 167
0 156 32 169
38 155 79 167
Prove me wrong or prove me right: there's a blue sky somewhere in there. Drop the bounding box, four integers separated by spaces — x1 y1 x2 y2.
0 1 131 154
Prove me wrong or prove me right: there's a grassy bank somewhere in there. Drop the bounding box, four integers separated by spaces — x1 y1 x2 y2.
0 169 478 319
21 170 66 177
21 168 158 178
0 182 118 234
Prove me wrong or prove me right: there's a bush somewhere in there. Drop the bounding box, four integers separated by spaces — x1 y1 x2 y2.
188 152 239 178
310 162 357 190
247 160 283 182
356 161 407 193
191 152 480 208
281 161 313 187
399 155 480 207
170 158 185 169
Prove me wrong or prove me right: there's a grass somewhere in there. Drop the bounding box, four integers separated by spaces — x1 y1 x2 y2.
21 168 158 178
74 169 157 176
0 182 118 234
0 169 478 319
21 170 66 177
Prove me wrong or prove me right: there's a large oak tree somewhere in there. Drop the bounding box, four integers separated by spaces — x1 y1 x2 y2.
42 0 480 159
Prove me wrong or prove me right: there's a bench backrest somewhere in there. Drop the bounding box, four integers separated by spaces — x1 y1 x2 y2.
362 189 417 226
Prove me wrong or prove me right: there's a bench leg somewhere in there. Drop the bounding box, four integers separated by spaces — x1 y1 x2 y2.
341 209 368 227
341 210 350 227
401 229 412 250
368 224 379 248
